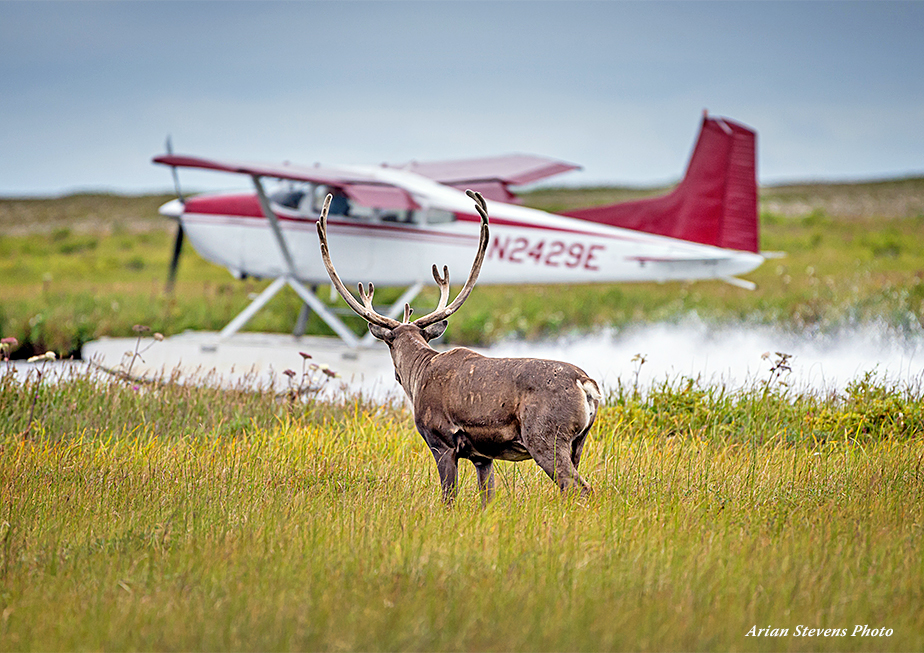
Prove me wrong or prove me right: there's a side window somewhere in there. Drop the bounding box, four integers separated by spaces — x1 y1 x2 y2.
312 185 350 216
380 209 414 224
426 209 455 225
327 190 351 216
269 186 306 210
312 185 377 221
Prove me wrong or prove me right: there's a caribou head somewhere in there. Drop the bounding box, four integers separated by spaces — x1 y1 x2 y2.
317 190 600 504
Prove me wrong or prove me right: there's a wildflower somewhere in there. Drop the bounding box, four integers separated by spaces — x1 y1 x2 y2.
153 333 165 341
0 336 16 357
283 369 297 379
299 351 312 360
27 351 56 363
132 324 151 333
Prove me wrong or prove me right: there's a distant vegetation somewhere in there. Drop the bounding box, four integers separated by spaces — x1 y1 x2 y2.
1 178 924 357
2 181 923 650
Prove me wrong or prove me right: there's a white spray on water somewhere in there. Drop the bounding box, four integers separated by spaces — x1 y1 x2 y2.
487 317 924 395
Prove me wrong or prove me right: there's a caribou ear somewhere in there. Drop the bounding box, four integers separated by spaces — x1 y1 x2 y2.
421 320 448 342
368 323 396 343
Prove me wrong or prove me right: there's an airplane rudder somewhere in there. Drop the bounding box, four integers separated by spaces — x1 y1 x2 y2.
719 119 760 253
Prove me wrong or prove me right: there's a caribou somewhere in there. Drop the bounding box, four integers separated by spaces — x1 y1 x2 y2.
317 190 601 504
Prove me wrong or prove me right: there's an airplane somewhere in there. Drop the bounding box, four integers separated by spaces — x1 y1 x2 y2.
153 112 766 348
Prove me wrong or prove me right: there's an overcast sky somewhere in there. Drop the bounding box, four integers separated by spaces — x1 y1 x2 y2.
2 1 922 196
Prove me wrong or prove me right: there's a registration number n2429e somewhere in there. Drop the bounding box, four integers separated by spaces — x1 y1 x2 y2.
488 236 604 271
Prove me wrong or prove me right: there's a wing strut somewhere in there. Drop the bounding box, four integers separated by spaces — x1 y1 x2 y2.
216 175 425 348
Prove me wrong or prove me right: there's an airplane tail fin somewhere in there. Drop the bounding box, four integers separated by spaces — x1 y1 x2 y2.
563 113 759 253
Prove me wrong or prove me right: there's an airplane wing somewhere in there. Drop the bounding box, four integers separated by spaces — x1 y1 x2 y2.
154 152 580 208
155 153 580 205
152 154 420 209
386 154 581 202
153 154 382 186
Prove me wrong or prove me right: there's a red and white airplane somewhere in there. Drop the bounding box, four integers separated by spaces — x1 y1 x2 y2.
154 113 766 347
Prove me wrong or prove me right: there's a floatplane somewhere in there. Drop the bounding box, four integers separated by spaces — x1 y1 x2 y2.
151 112 766 351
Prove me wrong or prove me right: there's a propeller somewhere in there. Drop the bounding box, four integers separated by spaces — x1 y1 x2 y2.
164 136 185 293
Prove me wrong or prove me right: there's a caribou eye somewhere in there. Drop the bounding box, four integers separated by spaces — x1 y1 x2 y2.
395 371 402 384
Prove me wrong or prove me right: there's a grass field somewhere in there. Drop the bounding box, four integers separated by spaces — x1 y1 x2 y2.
1 364 922 651
2 182 924 650
2 179 924 356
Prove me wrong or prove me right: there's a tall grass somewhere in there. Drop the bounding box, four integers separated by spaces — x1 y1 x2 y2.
1 365 922 651
2 186 923 649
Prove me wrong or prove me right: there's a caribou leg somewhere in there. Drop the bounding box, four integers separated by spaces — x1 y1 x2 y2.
520 422 592 498
472 457 495 507
429 445 460 504
532 448 591 498
571 430 590 470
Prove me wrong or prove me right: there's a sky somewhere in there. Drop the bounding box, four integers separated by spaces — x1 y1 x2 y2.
1 0 922 197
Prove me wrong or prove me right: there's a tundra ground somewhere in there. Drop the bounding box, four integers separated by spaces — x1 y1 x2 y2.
1 365 923 651
1 181 923 650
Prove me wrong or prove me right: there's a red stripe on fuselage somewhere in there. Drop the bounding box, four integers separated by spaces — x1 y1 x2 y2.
181 212 480 247
453 212 645 243
184 193 264 218
183 193 648 245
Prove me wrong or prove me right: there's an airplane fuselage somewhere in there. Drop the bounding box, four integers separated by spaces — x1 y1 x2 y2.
160 164 763 288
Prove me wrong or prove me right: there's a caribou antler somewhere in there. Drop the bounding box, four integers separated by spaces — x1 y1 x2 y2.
432 264 450 312
316 195 401 329
412 189 490 328
316 189 490 331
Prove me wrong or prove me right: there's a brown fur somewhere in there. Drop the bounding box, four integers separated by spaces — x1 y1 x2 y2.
379 323 600 504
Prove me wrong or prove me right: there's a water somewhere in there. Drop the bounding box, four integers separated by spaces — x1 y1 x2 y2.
328 319 924 400
7 320 924 401
487 319 924 392
487 319 924 395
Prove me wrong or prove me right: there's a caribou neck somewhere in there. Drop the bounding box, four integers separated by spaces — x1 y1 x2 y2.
390 330 440 402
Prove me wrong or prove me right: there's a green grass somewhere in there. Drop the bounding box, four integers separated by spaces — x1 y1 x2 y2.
2 183 924 649
1 366 922 651
3 181 924 355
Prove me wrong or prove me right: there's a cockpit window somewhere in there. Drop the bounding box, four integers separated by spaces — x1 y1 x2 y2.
311 185 377 221
270 183 458 224
328 191 350 216
269 188 305 209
